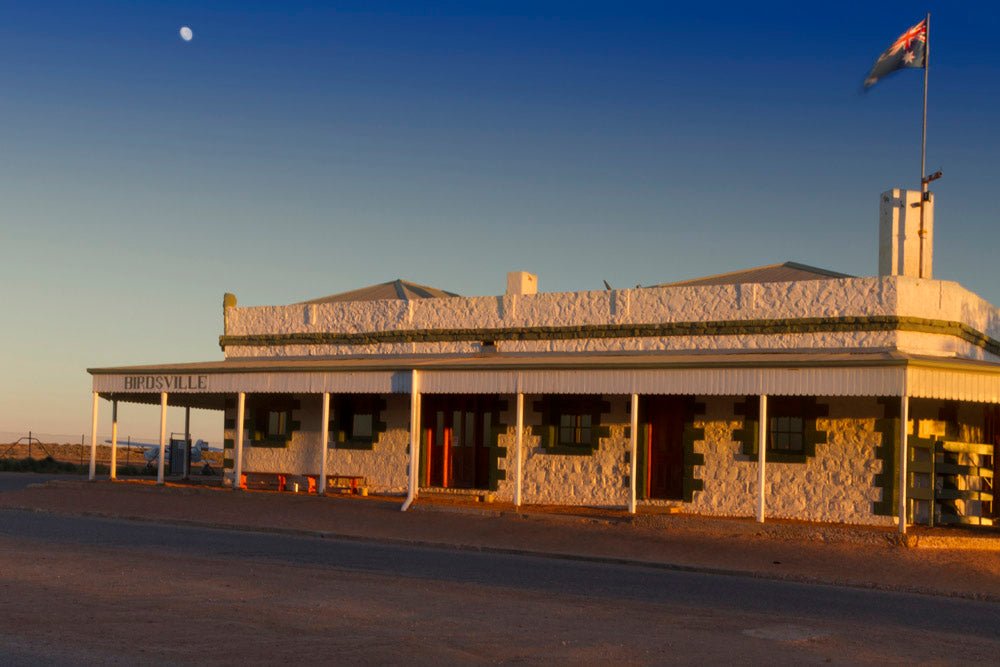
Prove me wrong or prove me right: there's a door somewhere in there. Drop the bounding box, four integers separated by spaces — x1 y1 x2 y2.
646 396 687 500
423 396 494 490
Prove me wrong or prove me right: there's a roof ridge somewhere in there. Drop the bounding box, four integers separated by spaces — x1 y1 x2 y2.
297 278 460 304
651 261 853 288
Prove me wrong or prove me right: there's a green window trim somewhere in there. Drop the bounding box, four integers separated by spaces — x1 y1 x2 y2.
328 395 388 450
681 410 706 502
223 438 234 470
223 397 300 448
487 410 509 491
532 396 611 455
734 396 827 464
246 397 301 448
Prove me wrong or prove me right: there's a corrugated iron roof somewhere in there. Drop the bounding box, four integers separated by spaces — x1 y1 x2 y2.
88 352 1000 407
88 349 921 376
299 279 459 305
653 262 852 288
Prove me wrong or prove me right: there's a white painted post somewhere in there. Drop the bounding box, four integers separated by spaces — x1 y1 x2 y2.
402 370 420 511
109 400 118 481
183 406 191 479
319 392 330 495
514 391 524 507
756 394 768 523
89 392 99 481
629 393 639 514
157 392 168 485
899 394 909 535
234 392 246 489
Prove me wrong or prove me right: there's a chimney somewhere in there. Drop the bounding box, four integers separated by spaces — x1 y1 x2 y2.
506 271 538 296
879 189 934 278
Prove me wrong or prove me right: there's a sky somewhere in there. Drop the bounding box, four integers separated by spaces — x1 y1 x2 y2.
1 1 998 443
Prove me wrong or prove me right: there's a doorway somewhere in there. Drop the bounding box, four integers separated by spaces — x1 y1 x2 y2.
645 396 687 500
422 396 495 490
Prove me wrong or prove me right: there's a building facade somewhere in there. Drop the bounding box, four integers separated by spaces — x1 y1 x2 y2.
88 192 999 532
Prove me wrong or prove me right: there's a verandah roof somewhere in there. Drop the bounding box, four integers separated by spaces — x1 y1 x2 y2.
87 350 1000 406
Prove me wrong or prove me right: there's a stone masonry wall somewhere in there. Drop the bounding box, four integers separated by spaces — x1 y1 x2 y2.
496 395 629 507
219 392 939 526
658 396 892 525
223 394 410 493
494 394 893 524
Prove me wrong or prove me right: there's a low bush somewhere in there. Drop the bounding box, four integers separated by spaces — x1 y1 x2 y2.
0 456 84 474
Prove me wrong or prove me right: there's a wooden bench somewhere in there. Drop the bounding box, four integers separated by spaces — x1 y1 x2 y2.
240 472 366 495
325 474 367 495
240 472 292 492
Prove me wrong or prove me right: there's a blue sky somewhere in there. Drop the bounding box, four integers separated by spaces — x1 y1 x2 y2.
1 1 998 441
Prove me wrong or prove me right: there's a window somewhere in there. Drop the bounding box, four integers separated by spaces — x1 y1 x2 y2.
736 396 827 462
762 396 827 462
330 394 386 449
534 395 610 455
769 415 804 454
247 396 299 446
767 397 811 455
266 411 288 439
560 413 592 447
352 413 373 440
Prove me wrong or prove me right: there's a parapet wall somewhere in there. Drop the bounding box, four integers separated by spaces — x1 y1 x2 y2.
222 277 1000 362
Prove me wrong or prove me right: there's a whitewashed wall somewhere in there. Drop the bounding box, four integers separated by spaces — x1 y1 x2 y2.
224 276 1000 363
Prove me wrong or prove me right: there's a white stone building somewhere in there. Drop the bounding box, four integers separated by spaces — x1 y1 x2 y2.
88 191 998 532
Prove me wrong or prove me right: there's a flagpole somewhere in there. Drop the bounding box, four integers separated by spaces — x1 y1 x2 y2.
918 12 930 278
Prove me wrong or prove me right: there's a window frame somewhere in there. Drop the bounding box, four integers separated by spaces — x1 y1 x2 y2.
735 396 827 464
768 397 809 457
246 396 299 447
534 395 610 455
329 394 386 450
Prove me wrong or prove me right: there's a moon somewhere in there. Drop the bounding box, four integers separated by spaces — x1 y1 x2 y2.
179 26 193 42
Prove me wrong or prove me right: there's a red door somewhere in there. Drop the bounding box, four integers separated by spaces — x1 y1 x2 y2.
646 397 686 500
423 397 493 490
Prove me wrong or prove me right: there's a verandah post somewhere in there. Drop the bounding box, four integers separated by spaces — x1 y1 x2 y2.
899 394 910 534
628 393 639 514
234 392 246 489
89 392 99 481
756 394 768 523
514 389 524 507
402 370 421 511
110 400 118 481
183 406 191 480
157 392 168 485
319 392 330 495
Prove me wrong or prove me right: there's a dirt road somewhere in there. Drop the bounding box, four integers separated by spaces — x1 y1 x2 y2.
1 510 998 666
0 475 997 601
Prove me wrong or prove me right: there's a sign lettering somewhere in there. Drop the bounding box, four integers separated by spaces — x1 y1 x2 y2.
123 375 210 391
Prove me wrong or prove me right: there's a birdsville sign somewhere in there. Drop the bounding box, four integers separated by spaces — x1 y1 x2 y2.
122 375 210 391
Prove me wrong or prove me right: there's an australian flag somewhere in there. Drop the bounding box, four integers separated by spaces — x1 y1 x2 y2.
864 19 927 89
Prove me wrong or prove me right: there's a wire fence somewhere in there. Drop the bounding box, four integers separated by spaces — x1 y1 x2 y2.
0 431 167 445
0 431 224 477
